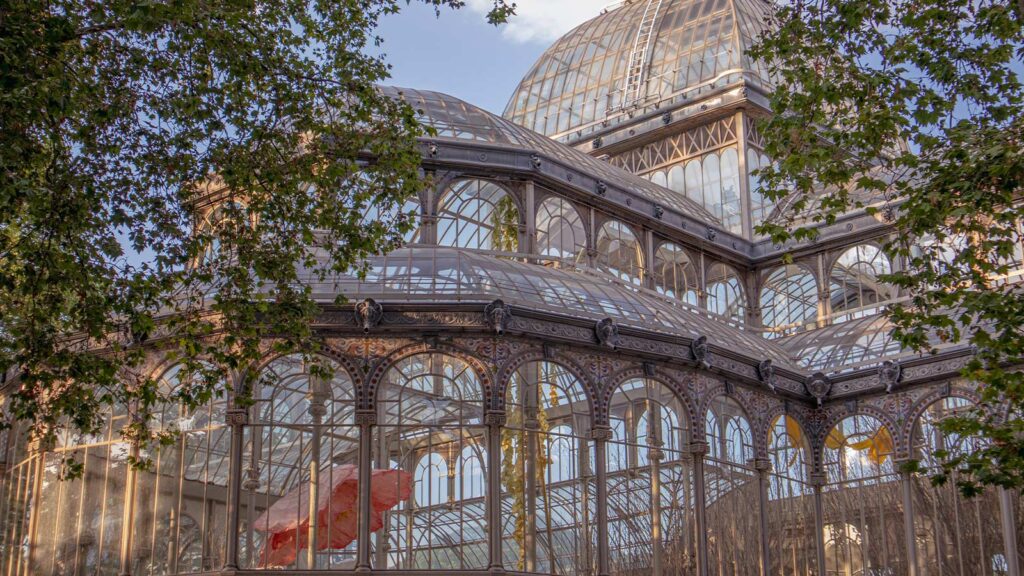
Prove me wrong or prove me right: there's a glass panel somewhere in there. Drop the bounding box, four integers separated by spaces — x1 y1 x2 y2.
373 353 486 570
596 220 644 285
239 355 358 570
653 243 698 305
761 264 818 338
829 244 894 323
536 196 587 263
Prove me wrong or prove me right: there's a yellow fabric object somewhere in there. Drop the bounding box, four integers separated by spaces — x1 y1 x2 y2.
847 428 894 466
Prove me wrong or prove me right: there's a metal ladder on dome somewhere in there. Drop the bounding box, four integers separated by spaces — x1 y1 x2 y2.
621 0 664 109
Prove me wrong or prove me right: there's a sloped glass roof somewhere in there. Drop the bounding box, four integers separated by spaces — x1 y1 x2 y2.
380 86 720 224
303 246 797 368
776 313 965 374
503 0 772 140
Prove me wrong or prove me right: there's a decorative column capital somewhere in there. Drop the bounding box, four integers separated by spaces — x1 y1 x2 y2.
752 458 772 473
688 441 709 456
590 426 613 442
354 410 377 427
484 411 507 427
225 408 248 427
808 472 828 487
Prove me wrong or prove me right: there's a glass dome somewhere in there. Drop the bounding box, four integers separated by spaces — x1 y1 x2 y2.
503 0 772 139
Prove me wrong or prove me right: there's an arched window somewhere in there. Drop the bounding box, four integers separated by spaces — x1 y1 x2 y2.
912 397 1004 575
667 165 685 194
706 263 746 324
761 264 818 338
362 196 422 245
437 179 519 251
456 446 486 500
196 201 248 265
606 379 691 576
241 354 358 569
375 352 486 570
824 415 894 482
747 150 773 231
702 153 723 222
414 453 449 506
650 170 668 188
719 148 742 235
684 158 704 206
829 244 893 322
536 196 586 262
705 396 753 464
595 220 643 285
504 361 593 575
766 416 815 574
653 243 698 305
822 415 906 573
703 395 760 573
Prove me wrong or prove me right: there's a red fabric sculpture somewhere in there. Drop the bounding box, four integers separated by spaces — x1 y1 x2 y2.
254 464 412 567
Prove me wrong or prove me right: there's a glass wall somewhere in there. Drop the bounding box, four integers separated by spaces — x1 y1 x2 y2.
607 379 694 576
31 404 129 575
821 415 907 576
373 353 487 570
912 397 1006 575
643 146 744 237
766 416 816 576
828 244 893 322
503 361 595 575
135 364 230 574
704 395 760 576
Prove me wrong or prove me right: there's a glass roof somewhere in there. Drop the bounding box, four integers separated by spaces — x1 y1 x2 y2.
503 0 772 140
777 313 965 374
380 86 720 225
303 246 797 368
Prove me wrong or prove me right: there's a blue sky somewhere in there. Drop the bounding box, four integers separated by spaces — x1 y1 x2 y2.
375 1 602 114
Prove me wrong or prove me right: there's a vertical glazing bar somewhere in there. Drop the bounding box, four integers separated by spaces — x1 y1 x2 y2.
356 411 376 571
999 487 1021 576
524 377 539 571
592 426 611 576
486 411 505 573
753 458 771 576
223 408 247 570
118 442 140 576
810 472 827 576
524 180 536 254
307 377 327 570
24 439 46 576
895 460 918 576
690 441 709 576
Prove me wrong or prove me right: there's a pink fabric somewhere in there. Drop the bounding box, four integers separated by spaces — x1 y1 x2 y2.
254 464 412 567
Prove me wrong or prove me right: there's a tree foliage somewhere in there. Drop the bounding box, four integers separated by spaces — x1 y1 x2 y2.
0 0 513 468
749 0 1024 493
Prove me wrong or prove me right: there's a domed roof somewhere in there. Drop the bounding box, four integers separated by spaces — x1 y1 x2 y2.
503 0 772 139
381 86 719 224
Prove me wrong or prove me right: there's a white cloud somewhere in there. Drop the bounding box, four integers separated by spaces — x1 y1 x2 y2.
466 0 604 44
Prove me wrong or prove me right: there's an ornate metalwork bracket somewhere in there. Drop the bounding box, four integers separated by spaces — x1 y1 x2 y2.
484 299 513 335
595 318 620 349
354 298 384 333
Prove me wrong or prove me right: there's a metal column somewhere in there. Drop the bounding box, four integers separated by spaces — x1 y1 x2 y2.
593 426 612 576
223 407 248 571
691 441 709 576
753 458 772 576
